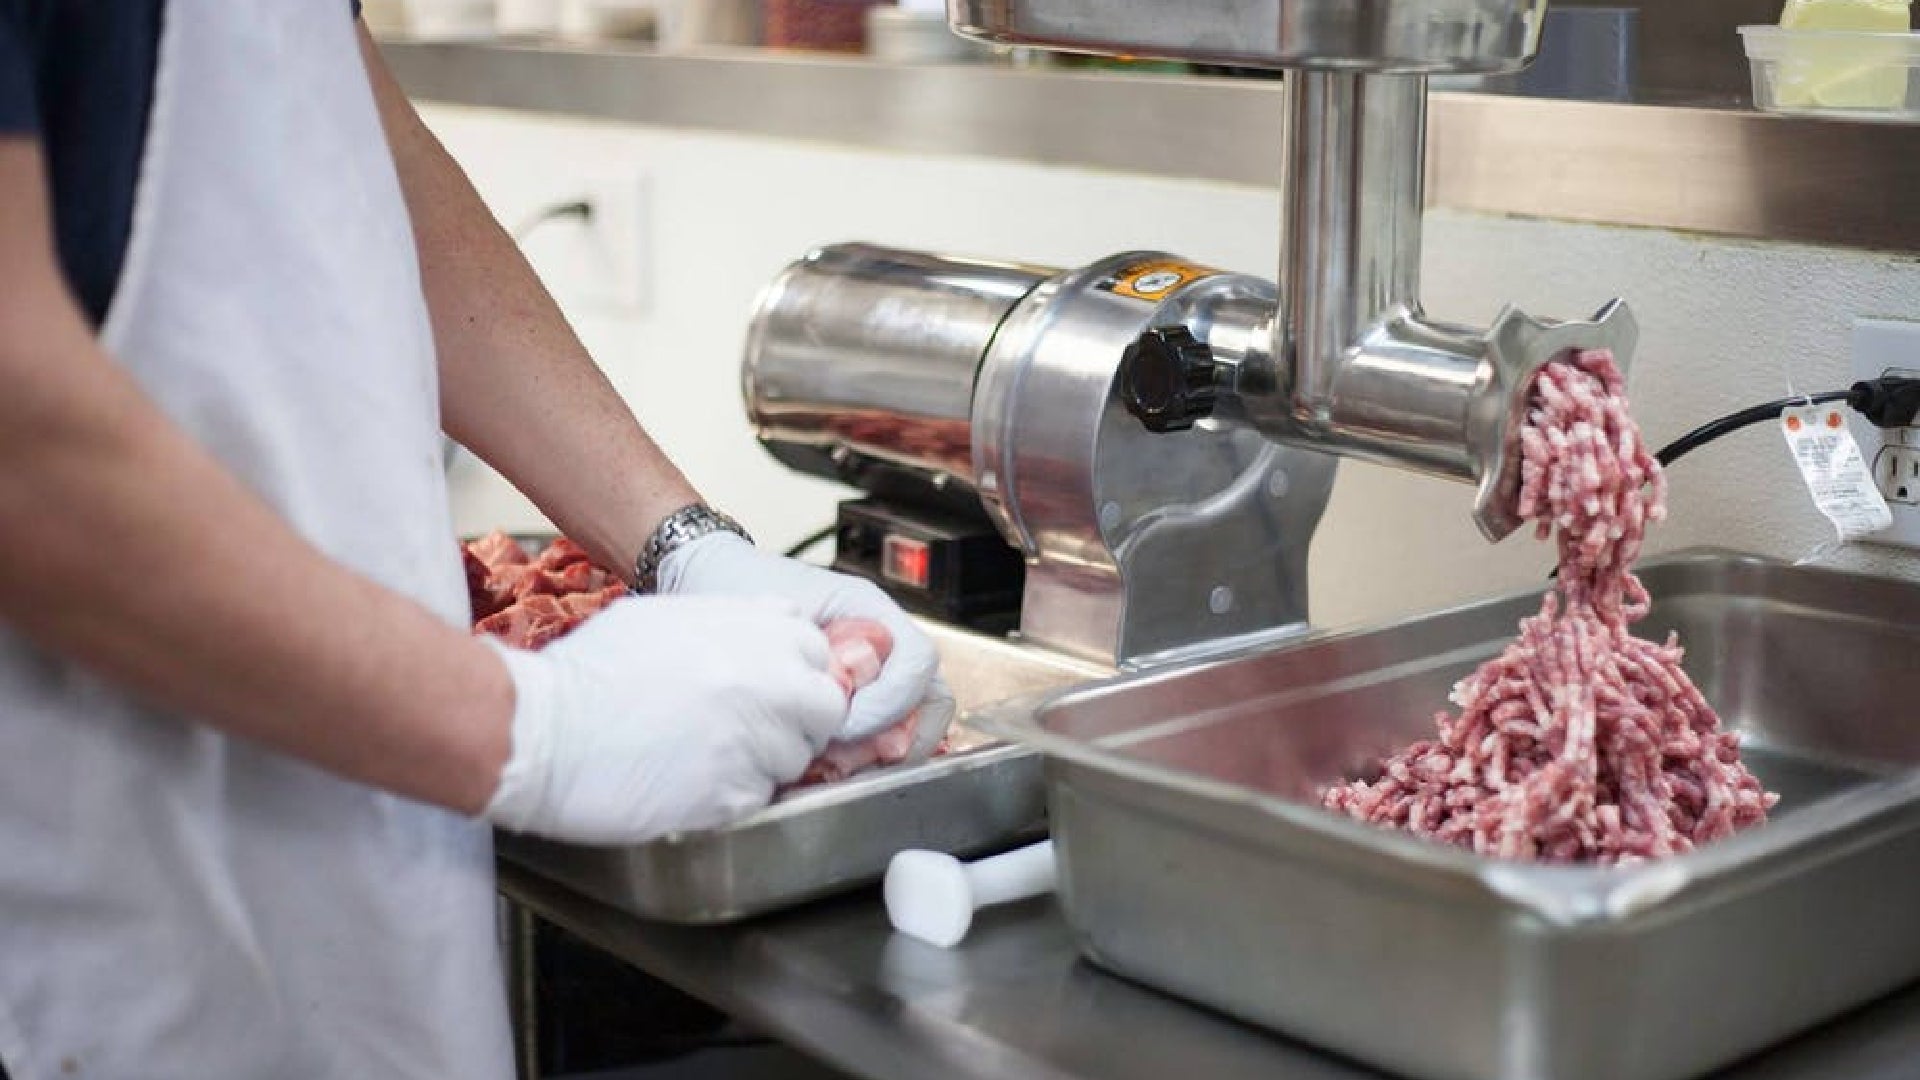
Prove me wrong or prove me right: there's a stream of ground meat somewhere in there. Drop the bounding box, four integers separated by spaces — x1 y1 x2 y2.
1321 350 1778 864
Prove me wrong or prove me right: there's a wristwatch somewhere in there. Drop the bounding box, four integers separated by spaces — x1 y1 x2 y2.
631 503 753 594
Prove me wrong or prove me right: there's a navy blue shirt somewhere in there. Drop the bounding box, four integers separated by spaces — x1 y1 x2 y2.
0 1 361 327
0 0 165 326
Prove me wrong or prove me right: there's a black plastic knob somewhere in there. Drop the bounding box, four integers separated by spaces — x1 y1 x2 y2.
1120 325 1219 433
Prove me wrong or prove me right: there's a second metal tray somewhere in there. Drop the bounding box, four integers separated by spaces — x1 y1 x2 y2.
982 551 1920 1080
498 619 1105 924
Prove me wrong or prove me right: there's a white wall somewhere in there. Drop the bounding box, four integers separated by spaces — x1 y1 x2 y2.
422 104 1920 630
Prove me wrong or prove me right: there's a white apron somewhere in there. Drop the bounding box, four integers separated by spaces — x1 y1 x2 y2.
0 2 512 1077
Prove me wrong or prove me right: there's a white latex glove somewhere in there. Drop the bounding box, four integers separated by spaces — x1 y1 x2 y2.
661 533 956 760
482 595 852 844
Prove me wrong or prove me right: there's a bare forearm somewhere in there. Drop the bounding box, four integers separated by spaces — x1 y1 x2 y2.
0 144 509 813
0 344 512 812
361 29 698 581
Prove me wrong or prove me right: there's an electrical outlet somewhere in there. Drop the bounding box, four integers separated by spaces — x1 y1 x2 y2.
1871 425 1920 505
1850 318 1920 549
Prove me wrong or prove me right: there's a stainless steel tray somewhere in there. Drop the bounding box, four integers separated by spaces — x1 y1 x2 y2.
497 619 1106 924
979 551 1920 1080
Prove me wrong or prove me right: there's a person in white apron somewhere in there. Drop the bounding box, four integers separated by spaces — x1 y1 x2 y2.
0 4 952 1077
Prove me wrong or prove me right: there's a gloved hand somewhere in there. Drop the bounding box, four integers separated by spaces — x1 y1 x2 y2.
661 533 955 762
482 595 855 844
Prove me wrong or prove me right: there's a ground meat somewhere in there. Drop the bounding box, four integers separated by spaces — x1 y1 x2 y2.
462 531 936 789
1321 351 1778 864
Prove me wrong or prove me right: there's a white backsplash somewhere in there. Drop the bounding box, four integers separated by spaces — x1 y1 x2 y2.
421 104 1920 630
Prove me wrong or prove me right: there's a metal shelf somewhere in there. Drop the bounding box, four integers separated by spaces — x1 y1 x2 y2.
381 39 1920 253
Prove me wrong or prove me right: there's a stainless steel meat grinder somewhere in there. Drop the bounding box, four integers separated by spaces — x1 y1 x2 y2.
742 0 1639 667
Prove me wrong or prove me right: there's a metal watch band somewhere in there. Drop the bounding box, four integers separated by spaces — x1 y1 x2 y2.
631 503 753 594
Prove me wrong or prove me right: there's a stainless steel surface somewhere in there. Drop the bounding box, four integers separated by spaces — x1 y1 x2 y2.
1447 6 1638 101
981 552 1920 1080
498 620 1105 924
969 253 1337 664
1427 93 1920 250
498 857 1920 1080
1270 73 1431 448
1203 68 1639 540
871 4 1635 538
740 243 1338 667
382 40 1920 253
744 244 1050 490
1248 285 1640 542
947 0 1550 73
741 239 1628 648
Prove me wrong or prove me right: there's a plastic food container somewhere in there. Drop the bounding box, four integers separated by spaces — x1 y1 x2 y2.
1741 26 1920 120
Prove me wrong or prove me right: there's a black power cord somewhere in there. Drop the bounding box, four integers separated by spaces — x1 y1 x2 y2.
1655 391 1850 467
783 523 838 560
1655 376 1920 469
1538 376 1920 583
510 199 593 243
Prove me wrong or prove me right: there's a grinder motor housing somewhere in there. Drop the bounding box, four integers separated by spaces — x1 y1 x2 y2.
745 243 1336 666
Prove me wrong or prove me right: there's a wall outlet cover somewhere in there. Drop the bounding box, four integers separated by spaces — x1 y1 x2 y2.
1850 318 1920 549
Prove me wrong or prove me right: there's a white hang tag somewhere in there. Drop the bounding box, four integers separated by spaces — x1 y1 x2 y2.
1781 404 1893 541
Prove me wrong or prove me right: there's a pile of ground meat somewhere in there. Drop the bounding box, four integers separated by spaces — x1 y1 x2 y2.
461 530 933 788
1321 350 1778 864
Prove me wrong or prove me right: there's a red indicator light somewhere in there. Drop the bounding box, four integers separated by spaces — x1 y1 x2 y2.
882 535 931 589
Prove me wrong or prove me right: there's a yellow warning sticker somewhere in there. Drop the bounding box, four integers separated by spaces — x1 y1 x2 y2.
1102 258 1218 301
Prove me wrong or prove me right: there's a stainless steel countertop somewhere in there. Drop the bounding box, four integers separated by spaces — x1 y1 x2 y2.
380 39 1920 253
499 862 1920 1080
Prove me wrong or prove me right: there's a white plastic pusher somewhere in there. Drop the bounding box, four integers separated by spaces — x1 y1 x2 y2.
884 840 1058 949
